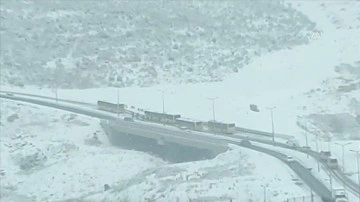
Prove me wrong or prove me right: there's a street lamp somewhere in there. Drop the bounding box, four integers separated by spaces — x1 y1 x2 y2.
208 97 218 121
55 81 58 103
159 90 165 113
315 134 320 172
260 184 268 202
303 119 309 158
335 142 352 173
327 135 333 153
350 150 360 202
117 87 120 117
54 59 64 103
53 69 59 103
266 107 276 145
325 172 333 191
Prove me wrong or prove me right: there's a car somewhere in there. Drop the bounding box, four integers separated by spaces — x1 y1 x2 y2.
301 146 311 151
179 126 189 130
285 156 295 163
286 139 300 148
240 139 252 146
320 151 331 161
123 117 134 122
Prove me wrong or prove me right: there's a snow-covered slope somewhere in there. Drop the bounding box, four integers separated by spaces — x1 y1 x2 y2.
0 99 165 201
2 1 359 137
84 145 312 202
1 1 359 201
0 0 315 88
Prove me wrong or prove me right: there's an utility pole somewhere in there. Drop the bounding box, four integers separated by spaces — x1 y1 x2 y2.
54 59 63 103
350 150 360 202
328 135 332 153
261 184 268 202
208 97 218 121
304 120 309 158
55 82 58 103
315 134 320 172
266 107 276 145
117 87 120 117
159 90 165 113
54 68 58 103
335 142 352 173
330 170 333 191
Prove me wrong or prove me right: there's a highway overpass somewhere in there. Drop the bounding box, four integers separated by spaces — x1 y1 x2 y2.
101 119 229 162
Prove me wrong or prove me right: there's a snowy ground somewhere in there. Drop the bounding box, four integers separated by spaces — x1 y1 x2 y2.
0 99 316 201
82 145 314 202
2 1 359 137
0 99 164 201
1 1 359 201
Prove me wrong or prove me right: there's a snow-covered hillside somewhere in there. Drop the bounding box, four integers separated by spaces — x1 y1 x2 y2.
1 0 360 201
83 145 313 202
0 0 316 88
0 99 314 201
0 99 165 201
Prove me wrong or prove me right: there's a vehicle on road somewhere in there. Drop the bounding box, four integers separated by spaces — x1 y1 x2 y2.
176 118 204 131
320 151 331 161
301 146 311 151
286 139 300 148
207 120 236 134
124 117 134 122
285 156 295 163
97 101 126 113
240 138 252 146
332 188 348 202
327 157 339 169
179 126 189 130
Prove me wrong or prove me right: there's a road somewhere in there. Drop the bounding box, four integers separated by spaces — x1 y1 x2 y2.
0 93 336 200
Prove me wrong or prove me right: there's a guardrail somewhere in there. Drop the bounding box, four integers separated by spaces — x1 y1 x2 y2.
0 90 95 106
236 127 294 140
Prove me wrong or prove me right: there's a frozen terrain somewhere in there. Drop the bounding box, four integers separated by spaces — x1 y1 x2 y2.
0 99 314 201
83 145 313 202
0 0 315 88
1 0 360 201
2 1 359 138
0 99 165 201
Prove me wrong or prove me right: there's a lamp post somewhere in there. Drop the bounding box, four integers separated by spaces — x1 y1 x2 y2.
315 134 320 172
53 68 59 103
260 184 268 202
350 150 360 202
266 107 276 145
324 171 333 191
304 120 309 158
159 90 165 113
330 170 333 191
54 59 63 103
208 97 218 121
335 142 352 173
55 82 58 103
117 87 120 117
327 135 333 153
